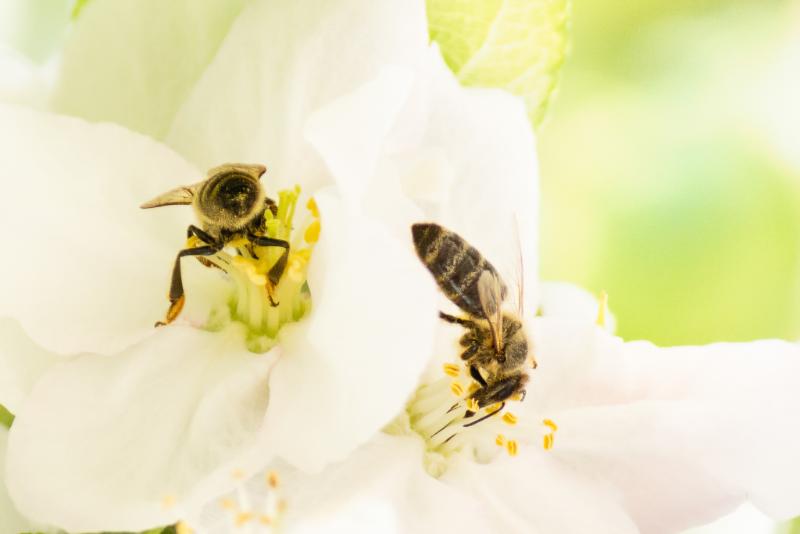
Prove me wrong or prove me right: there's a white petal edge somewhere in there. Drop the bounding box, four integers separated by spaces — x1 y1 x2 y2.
6 324 273 532
530 321 800 532
0 318 58 413
0 103 201 355
0 427 40 534
539 281 616 332
257 187 438 471
166 0 428 191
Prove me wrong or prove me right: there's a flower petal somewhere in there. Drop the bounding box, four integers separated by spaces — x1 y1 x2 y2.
443 451 639 534
533 321 800 532
51 0 250 139
538 281 616 332
0 318 57 413
258 187 438 471
166 0 428 188
0 428 39 534
281 434 499 534
401 49 540 311
6 324 273 532
0 103 200 355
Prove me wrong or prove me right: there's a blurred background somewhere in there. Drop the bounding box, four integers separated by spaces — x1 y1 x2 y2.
539 0 800 346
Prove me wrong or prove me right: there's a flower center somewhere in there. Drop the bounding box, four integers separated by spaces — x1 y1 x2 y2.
200 186 319 352
176 470 286 534
390 360 557 478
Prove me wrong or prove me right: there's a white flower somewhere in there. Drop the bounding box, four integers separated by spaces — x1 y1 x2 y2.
0 0 539 531
266 314 800 534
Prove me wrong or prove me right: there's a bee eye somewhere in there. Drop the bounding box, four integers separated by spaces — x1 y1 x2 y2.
198 172 263 227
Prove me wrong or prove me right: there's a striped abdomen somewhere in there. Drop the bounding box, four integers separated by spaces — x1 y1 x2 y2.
412 223 507 317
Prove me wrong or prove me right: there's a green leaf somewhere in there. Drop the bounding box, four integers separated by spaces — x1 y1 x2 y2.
71 0 92 19
427 0 569 125
0 404 13 428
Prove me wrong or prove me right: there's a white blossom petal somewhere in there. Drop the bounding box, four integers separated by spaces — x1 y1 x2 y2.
532 320 800 532
400 49 540 311
539 281 616 332
6 324 273 532
281 434 498 534
0 318 57 413
0 103 200 355
166 0 428 190
258 187 438 471
442 451 639 534
51 0 250 139
0 428 40 534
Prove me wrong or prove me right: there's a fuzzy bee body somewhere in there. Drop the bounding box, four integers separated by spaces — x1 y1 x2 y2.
141 163 289 326
412 222 532 414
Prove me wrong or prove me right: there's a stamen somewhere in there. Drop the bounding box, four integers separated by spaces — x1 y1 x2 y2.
466 398 480 412
543 419 558 432
506 440 518 456
176 521 194 534
443 363 461 377
495 434 505 446
235 512 254 526
502 412 517 425
596 291 608 327
267 471 280 489
304 220 321 244
450 382 464 397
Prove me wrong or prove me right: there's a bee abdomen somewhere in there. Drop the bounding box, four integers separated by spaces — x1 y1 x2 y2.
412 223 504 316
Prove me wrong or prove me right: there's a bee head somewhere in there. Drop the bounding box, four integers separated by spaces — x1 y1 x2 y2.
194 164 267 231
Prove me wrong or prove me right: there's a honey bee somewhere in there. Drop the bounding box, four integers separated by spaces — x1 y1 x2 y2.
141 163 290 326
412 222 535 425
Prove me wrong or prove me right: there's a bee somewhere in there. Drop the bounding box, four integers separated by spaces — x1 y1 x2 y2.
141 163 290 326
412 222 535 425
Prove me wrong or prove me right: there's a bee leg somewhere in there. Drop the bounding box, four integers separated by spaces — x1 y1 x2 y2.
248 234 290 307
439 311 475 328
469 365 488 387
463 402 505 427
156 244 220 327
460 343 479 361
186 224 215 243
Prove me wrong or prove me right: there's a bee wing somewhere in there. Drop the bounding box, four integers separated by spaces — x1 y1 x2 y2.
513 216 525 317
477 269 504 353
140 181 202 209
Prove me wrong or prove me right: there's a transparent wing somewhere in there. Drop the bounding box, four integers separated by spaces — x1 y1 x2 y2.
513 216 525 317
477 270 504 353
140 181 202 209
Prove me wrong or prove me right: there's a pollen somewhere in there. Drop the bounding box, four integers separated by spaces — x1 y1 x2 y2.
543 434 554 450
543 419 558 432
307 197 320 218
495 434 506 446
450 382 465 397
267 471 280 489
466 398 480 412
502 412 518 425
443 363 461 377
506 440 518 456
304 220 321 244
235 511 254 526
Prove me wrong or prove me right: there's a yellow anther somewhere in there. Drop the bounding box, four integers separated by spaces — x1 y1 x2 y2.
268 471 280 488
511 392 524 401
596 291 608 327
232 468 245 480
307 197 320 218
466 398 480 412
443 363 460 377
304 220 321 244
235 512 254 526
543 419 558 432
506 440 518 456
543 434 554 450
161 494 176 509
278 499 288 512
495 434 506 446
220 498 237 510
176 521 194 534
450 382 464 397
502 412 518 426
259 514 273 525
